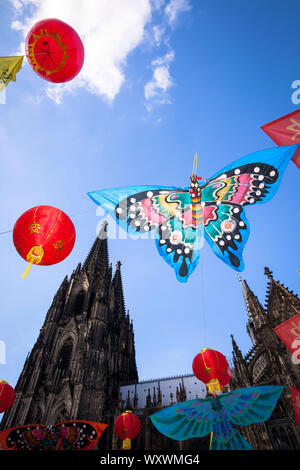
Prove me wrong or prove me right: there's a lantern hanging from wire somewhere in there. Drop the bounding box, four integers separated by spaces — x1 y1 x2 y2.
192 347 232 395
13 205 76 279
114 410 141 450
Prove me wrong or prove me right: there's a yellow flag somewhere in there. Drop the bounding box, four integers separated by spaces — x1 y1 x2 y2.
0 56 24 92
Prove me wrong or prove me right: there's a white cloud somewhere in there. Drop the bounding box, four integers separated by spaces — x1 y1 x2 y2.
152 24 165 47
8 0 192 106
9 0 152 103
152 50 175 66
165 0 191 25
144 50 175 108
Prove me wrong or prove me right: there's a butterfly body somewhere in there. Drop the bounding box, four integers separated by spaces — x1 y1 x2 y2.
189 174 203 227
88 145 298 282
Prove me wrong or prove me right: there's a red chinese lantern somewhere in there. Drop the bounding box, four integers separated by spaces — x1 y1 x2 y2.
0 381 15 413
25 18 84 83
192 348 232 395
13 205 76 278
114 411 141 450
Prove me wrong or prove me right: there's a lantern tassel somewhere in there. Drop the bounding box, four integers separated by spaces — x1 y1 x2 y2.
22 262 33 279
207 378 221 395
22 245 44 279
209 432 213 450
122 438 131 450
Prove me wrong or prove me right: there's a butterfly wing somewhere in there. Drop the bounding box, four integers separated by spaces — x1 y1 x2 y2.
88 186 200 282
203 202 249 271
55 420 108 450
219 385 284 427
202 144 298 206
88 185 179 237
155 214 202 282
200 145 297 270
150 398 213 441
0 424 47 450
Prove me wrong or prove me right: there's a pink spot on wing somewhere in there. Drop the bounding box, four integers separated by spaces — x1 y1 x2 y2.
140 199 167 225
231 174 251 204
180 209 194 228
204 205 217 225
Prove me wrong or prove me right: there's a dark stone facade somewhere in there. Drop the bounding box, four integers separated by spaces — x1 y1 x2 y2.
230 269 300 450
1 228 300 450
0 222 138 450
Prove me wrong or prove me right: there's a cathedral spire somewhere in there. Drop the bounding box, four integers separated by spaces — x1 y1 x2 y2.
237 274 267 344
82 221 109 279
112 261 126 316
231 334 243 361
237 274 251 319
230 335 251 387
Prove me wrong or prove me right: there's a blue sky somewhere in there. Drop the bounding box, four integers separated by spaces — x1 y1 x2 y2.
0 0 300 405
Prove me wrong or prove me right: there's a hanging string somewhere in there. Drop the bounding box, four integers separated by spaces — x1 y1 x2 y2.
199 247 207 347
0 208 95 237
192 152 198 176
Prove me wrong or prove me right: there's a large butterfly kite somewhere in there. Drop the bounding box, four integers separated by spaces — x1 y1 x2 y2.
0 420 107 450
88 145 297 282
150 385 284 450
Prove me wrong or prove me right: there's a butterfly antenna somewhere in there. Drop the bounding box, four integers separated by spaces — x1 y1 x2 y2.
192 152 198 176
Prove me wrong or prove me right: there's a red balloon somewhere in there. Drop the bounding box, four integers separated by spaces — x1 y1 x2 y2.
114 411 141 449
25 18 84 83
13 205 76 277
0 381 15 414
192 348 232 388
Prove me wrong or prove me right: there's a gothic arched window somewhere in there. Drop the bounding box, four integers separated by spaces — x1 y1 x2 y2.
58 339 73 376
56 406 69 424
74 291 85 316
287 426 297 449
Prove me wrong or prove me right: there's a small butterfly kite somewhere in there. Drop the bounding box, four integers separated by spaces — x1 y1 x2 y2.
150 385 284 450
88 145 297 282
0 420 107 450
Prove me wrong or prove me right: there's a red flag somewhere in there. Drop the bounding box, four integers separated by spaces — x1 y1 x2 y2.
274 312 300 357
291 386 300 432
261 109 300 168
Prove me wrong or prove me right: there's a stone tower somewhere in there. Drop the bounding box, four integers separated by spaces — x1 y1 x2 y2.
231 268 300 450
0 222 138 448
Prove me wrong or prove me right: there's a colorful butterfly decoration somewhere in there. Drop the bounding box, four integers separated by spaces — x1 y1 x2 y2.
149 385 284 450
88 145 297 282
0 420 107 450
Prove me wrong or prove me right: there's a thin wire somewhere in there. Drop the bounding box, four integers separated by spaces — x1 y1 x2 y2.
0 209 95 237
192 153 198 175
199 250 207 347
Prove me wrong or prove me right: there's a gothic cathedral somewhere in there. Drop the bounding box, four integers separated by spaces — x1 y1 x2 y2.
1 225 300 450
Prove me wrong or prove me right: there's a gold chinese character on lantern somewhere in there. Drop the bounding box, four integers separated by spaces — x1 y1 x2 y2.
53 240 64 251
28 222 41 234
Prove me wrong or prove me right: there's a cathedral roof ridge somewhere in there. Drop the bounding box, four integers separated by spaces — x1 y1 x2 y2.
120 372 195 386
264 268 299 304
